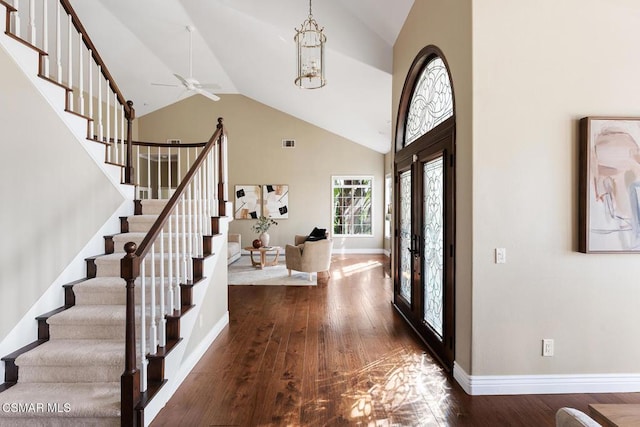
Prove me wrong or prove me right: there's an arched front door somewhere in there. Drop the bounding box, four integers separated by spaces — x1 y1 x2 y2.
394 46 456 370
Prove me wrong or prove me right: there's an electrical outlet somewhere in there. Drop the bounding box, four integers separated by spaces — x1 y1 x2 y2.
495 248 506 264
542 339 554 357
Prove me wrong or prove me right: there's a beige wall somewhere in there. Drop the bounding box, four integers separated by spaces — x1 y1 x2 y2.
0 44 125 339
137 94 386 252
393 0 473 372
471 0 640 375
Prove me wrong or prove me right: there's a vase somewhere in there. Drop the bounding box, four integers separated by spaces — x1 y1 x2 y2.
259 232 270 247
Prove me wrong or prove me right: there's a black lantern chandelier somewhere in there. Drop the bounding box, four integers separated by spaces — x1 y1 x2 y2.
294 0 326 89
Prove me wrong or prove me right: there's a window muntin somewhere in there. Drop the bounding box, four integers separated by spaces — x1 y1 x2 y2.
332 177 373 236
405 57 453 145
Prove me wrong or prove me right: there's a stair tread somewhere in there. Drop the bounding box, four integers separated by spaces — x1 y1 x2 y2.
0 382 120 418
15 340 124 367
47 305 125 325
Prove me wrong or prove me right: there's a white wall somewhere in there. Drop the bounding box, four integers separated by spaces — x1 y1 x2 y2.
0 44 125 340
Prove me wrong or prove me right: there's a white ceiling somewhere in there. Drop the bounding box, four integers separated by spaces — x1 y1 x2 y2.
72 0 414 154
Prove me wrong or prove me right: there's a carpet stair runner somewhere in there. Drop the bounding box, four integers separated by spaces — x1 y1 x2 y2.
0 199 183 426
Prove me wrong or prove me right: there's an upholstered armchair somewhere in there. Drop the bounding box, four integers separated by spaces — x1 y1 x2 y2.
285 235 332 281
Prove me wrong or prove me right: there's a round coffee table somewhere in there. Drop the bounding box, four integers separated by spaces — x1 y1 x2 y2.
244 246 282 269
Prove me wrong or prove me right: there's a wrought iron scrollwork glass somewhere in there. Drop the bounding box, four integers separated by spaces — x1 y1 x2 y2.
405 57 453 146
399 170 412 303
422 156 444 338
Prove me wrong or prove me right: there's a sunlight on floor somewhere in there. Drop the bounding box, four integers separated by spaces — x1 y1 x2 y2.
332 259 383 280
306 347 451 426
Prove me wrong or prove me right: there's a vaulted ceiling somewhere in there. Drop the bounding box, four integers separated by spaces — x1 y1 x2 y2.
72 0 414 153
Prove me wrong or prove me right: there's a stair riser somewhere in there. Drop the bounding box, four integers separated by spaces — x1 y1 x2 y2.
49 318 168 341
127 216 203 233
74 286 176 306
111 235 200 253
95 258 191 277
17 364 123 384
140 200 203 215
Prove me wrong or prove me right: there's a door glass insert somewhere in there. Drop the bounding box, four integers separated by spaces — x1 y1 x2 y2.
422 156 444 337
399 170 412 303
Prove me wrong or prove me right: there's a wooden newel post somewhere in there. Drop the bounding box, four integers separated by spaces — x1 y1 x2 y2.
124 100 136 185
121 241 140 427
216 117 226 217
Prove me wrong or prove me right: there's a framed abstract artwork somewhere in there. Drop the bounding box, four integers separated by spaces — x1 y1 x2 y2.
579 117 640 252
234 185 261 219
262 184 289 219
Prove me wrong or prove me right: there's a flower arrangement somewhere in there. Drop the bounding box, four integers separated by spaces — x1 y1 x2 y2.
251 216 278 234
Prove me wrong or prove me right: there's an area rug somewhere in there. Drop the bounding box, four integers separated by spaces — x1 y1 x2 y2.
228 255 317 286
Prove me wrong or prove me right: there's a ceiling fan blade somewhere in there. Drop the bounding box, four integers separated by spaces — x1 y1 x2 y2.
194 88 220 102
151 82 180 87
173 73 191 88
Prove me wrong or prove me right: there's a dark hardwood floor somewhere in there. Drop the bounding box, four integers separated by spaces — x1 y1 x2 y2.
151 254 640 426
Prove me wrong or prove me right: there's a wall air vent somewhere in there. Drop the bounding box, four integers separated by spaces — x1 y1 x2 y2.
282 139 296 148
167 139 181 144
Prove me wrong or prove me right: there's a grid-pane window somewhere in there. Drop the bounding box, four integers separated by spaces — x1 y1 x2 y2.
332 177 373 236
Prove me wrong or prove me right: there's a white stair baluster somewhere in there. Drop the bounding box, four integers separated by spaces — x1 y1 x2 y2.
174 208 181 311
149 243 157 353
136 145 141 198
187 182 193 279
177 147 182 185
168 146 173 195
97 66 103 141
55 1 61 83
12 0 21 37
66 15 72 110
88 52 93 124
222 134 228 202
167 211 175 315
140 262 148 393
157 146 161 199
42 0 49 76
78 35 84 116
120 105 125 165
181 193 188 283
113 96 118 163
28 0 35 44
105 90 110 158
146 145 151 199
159 229 166 347
197 168 203 256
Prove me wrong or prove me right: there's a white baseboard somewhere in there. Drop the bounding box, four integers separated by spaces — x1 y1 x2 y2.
453 362 640 395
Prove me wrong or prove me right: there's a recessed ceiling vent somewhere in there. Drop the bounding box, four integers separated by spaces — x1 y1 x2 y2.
282 139 296 148
167 139 181 144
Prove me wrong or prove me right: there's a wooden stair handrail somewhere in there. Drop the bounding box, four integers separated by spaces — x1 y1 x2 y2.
132 140 207 149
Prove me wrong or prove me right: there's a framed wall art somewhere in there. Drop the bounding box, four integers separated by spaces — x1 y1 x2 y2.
262 184 289 219
579 117 640 253
234 185 261 219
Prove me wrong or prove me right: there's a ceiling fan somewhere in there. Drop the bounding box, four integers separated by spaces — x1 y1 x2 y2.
152 25 220 101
